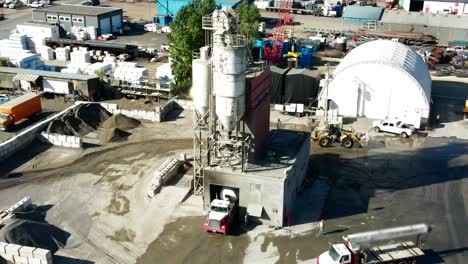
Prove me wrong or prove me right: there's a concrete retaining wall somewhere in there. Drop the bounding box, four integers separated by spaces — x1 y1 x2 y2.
175 99 194 111
147 158 183 198
0 103 83 163
0 242 52 264
100 101 176 122
38 132 82 148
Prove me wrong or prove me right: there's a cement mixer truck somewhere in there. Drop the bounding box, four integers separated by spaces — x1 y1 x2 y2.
317 224 430 264
203 188 237 235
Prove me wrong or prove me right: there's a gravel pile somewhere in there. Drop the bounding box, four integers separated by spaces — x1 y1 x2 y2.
99 128 130 143
0 219 69 254
47 103 112 136
102 114 140 130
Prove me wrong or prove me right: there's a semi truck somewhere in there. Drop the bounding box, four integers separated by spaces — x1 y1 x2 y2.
317 224 430 264
203 188 237 235
0 93 41 131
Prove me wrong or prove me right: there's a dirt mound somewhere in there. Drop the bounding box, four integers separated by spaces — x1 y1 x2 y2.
102 114 140 130
100 128 130 143
61 112 93 137
47 119 73 135
75 103 112 129
0 219 69 253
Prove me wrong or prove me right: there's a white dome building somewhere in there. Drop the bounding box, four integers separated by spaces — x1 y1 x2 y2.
319 40 431 123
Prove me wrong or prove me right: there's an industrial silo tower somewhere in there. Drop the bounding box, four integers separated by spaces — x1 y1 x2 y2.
192 8 251 194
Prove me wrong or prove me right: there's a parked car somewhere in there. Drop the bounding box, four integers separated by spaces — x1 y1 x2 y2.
3 0 13 7
28 1 43 7
8 1 22 8
373 119 415 138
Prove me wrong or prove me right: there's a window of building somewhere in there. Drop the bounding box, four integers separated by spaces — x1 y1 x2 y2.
72 17 84 23
59 16 70 22
47 15 57 21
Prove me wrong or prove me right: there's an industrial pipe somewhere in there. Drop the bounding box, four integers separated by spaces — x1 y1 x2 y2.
345 223 430 244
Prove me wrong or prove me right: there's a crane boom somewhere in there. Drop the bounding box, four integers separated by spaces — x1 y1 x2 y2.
345 223 430 244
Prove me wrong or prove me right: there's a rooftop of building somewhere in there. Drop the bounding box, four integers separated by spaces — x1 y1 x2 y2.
21 21 59 28
0 67 100 81
206 129 310 180
33 4 122 16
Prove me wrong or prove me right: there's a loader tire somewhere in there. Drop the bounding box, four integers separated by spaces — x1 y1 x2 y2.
341 137 354 149
319 137 330 147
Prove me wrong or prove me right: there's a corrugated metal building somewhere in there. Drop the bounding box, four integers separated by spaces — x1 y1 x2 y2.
379 10 468 45
156 0 247 16
32 5 123 36
0 67 101 98
341 6 384 32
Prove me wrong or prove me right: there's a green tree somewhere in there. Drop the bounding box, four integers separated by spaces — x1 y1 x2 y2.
236 0 261 47
169 0 217 93
93 69 105 77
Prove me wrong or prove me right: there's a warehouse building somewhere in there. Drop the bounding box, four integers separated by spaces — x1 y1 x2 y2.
203 129 310 227
32 5 123 36
0 67 100 98
155 0 250 24
318 40 431 126
379 9 468 45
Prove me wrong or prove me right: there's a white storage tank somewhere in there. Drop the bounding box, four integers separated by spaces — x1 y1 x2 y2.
213 39 246 131
319 40 431 123
192 58 211 116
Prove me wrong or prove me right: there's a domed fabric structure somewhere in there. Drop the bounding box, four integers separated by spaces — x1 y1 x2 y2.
319 40 431 121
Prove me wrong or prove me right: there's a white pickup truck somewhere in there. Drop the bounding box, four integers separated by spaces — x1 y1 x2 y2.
373 120 415 138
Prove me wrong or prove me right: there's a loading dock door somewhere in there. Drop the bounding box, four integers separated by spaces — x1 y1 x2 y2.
42 80 70 94
100 17 111 34
111 15 121 33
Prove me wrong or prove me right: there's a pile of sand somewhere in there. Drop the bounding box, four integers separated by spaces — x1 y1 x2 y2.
99 128 130 144
0 219 69 253
102 114 140 130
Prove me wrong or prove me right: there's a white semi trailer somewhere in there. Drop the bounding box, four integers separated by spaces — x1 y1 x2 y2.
317 224 430 264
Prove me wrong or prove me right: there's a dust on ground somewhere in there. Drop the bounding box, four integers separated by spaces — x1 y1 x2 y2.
139 136 468 264
137 216 250 264
107 228 136 242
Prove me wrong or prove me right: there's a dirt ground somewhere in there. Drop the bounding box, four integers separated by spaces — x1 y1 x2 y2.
0 102 467 264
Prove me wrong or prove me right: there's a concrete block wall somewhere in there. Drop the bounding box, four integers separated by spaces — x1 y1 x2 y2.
0 103 84 163
99 102 168 122
175 99 194 111
0 243 52 264
147 158 182 198
38 132 82 148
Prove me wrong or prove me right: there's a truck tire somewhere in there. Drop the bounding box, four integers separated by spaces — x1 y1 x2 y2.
319 137 330 147
401 132 408 138
341 137 354 149
374 126 380 133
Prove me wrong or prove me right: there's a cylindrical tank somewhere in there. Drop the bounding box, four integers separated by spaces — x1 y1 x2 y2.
215 94 245 131
212 39 246 131
213 72 245 97
212 45 246 75
192 58 210 116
